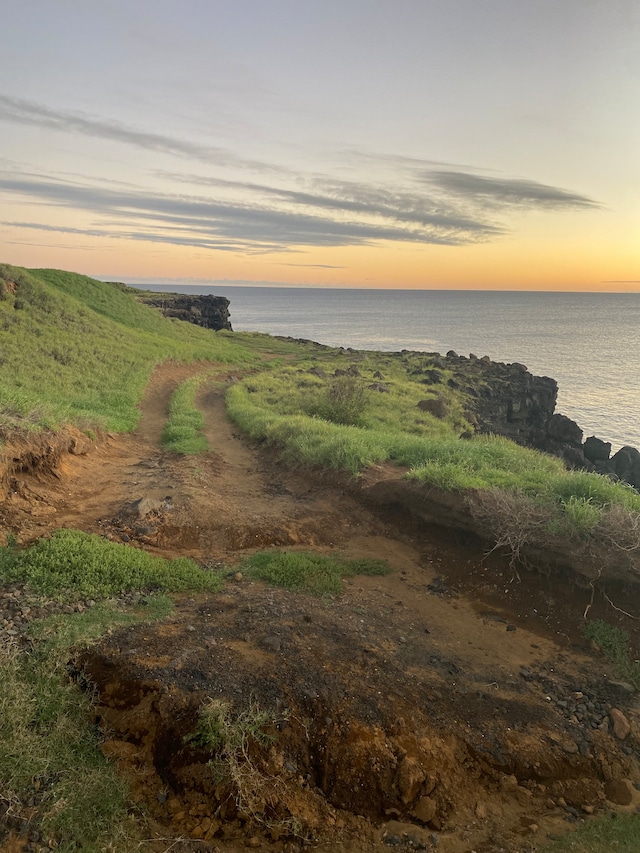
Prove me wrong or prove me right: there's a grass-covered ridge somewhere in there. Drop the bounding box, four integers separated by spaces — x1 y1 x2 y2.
226 355 640 555
227 354 472 473
162 372 212 454
0 264 253 433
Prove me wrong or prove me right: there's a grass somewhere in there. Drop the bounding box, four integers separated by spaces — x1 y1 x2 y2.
0 264 253 433
0 595 174 852
541 814 640 852
162 372 211 454
0 528 224 600
584 619 640 690
0 527 226 852
243 549 391 595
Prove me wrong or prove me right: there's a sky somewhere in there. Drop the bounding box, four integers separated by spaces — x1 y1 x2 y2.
0 0 639 291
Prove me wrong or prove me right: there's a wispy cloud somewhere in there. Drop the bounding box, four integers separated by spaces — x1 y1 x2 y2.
0 94 278 171
0 96 601 255
280 263 346 269
0 171 504 252
424 170 600 210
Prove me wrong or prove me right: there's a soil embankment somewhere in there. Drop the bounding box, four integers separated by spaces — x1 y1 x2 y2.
2 364 640 853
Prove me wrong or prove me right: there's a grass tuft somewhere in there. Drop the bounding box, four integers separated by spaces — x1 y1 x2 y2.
541 813 640 852
0 529 224 600
584 619 640 690
243 549 391 595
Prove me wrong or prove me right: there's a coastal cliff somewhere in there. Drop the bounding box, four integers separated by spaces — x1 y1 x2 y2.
139 292 232 331
436 350 640 490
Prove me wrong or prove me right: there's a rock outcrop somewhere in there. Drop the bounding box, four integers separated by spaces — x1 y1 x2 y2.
419 351 639 490
140 293 232 331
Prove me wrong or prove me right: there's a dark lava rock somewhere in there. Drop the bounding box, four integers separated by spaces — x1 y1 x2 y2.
584 435 612 463
140 293 232 331
417 398 449 419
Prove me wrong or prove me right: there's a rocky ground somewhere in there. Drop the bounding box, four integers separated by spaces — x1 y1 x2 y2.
1 363 640 853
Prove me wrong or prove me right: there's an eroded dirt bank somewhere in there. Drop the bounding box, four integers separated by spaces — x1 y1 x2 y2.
2 364 640 852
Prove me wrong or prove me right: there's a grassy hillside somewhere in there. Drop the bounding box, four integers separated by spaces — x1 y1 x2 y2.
0 264 252 434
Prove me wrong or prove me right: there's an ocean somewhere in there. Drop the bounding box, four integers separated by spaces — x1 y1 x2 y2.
137 285 640 452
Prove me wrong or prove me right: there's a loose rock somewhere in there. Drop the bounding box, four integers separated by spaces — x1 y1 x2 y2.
609 708 631 740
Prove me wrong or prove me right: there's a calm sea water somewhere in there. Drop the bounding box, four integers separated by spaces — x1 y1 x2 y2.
137 285 640 451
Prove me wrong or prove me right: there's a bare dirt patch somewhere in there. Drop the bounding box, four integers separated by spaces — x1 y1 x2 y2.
2 364 640 852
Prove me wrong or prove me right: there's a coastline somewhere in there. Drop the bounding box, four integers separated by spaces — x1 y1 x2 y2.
133 283 640 452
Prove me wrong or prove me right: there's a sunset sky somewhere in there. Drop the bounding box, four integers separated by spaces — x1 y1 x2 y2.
1 1 638 291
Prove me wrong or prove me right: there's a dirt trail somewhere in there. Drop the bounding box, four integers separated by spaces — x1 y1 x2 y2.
3 365 640 853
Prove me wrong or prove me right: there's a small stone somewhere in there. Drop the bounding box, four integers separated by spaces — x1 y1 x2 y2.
604 779 633 806
246 837 261 849
582 804 595 814
608 681 635 695
506 624 516 632
234 572 243 581
411 795 437 823
474 801 487 819
609 708 631 740
528 824 539 833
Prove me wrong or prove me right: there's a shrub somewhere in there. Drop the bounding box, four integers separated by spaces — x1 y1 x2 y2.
186 697 284 823
316 374 367 425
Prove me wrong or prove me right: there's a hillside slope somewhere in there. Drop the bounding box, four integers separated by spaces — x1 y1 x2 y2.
0 264 250 434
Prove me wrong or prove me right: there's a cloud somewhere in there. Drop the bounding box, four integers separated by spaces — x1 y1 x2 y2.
0 95 601 256
0 172 503 252
424 170 600 210
280 263 346 269
0 94 278 171
160 170 502 236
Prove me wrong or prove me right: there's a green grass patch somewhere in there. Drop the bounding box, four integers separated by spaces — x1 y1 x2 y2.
0 264 254 433
162 373 211 454
541 813 640 852
0 594 173 852
0 529 224 600
28 594 174 650
243 549 391 595
0 642 133 850
584 620 640 690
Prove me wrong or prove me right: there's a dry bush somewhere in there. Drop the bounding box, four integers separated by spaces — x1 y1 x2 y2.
594 503 640 555
468 488 640 585
468 489 555 571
